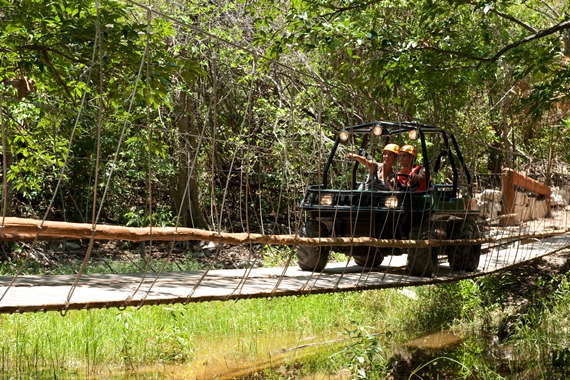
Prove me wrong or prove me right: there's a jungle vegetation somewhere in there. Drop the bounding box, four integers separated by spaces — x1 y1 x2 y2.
0 0 568 230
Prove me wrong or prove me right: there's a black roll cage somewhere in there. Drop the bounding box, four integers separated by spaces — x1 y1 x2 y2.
322 121 472 198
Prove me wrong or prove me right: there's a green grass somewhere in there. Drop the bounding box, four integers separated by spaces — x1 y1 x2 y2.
498 274 570 378
1 262 570 378
0 281 486 378
0 289 417 378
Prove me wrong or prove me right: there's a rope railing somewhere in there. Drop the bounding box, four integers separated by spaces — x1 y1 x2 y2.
0 217 568 248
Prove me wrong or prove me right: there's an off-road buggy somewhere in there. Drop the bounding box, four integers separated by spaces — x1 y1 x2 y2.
296 121 481 277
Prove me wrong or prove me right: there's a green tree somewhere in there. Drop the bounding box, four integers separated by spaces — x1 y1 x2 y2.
250 0 569 173
0 0 204 225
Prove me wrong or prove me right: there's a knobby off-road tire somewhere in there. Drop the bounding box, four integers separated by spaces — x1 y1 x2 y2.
406 225 438 277
352 246 385 268
447 220 481 271
296 221 330 272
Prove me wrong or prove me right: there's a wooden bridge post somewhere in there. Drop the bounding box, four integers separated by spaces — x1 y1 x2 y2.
501 168 517 226
501 168 552 227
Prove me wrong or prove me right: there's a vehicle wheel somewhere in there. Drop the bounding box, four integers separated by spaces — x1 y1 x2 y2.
447 220 481 271
406 225 438 277
352 247 385 267
296 221 330 272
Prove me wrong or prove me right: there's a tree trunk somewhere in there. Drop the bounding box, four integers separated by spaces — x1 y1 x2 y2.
502 78 512 169
545 133 553 187
3 148 13 217
0 98 12 218
175 91 208 229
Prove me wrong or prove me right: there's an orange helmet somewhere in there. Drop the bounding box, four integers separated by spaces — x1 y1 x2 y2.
383 143 399 155
399 145 417 157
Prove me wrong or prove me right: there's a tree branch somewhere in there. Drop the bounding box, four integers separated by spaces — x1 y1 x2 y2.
39 48 78 107
18 44 90 66
304 0 380 20
539 0 559 19
417 45 487 61
488 8 537 34
478 20 570 67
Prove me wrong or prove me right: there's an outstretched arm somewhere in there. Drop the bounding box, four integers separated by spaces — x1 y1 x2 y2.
347 153 378 174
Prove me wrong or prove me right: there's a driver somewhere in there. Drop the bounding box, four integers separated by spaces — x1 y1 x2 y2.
396 145 427 191
347 143 399 190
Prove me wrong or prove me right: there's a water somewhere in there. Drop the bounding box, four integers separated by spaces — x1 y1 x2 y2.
116 333 346 379
57 329 515 379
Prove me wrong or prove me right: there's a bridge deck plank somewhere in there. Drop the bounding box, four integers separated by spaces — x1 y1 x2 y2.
0 232 568 313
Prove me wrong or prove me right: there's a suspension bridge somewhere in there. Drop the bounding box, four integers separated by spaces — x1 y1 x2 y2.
1 2 570 315
0 205 569 314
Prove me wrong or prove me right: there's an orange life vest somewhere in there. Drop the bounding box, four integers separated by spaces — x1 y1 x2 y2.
397 166 427 191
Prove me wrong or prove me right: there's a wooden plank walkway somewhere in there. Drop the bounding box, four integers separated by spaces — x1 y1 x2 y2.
0 232 569 314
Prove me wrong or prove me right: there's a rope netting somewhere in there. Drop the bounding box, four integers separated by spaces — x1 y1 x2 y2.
0 2 570 314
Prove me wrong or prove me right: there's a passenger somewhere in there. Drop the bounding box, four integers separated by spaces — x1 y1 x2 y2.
347 143 399 190
396 145 427 191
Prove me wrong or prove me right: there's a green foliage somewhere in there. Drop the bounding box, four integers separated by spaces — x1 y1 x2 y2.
0 0 206 224
408 283 472 331
503 275 570 378
248 0 570 177
1 98 67 199
0 0 568 229
0 290 396 377
341 322 388 378
262 245 295 267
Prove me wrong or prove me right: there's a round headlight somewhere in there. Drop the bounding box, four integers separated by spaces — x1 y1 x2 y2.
372 125 383 136
320 195 333 206
385 196 398 208
339 130 350 142
408 129 418 140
